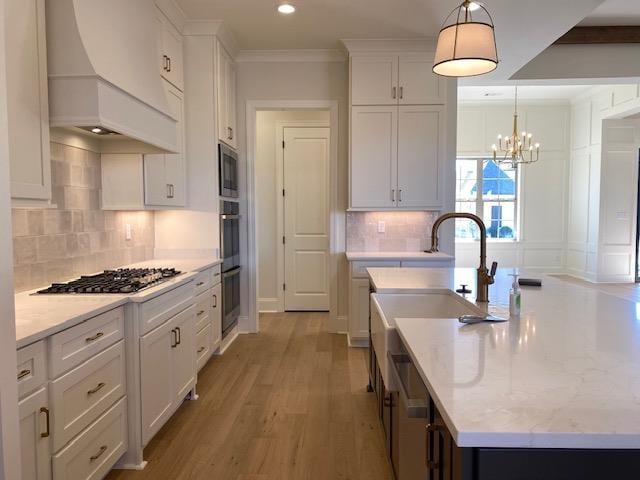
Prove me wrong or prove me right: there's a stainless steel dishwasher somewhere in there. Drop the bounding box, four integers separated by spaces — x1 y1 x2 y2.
388 352 431 480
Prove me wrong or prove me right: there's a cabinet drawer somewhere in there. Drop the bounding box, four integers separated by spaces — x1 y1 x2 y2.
50 341 126 452
139 282 195 335
193 270 211 296
17 340 46 399
210 264 222 285
49 307 124 377
194 290 211 332
52 397 127 480
351 261 400 278
196 323 212 372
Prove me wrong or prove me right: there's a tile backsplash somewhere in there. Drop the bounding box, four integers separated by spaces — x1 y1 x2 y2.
346 211 438 252
12 142 155 292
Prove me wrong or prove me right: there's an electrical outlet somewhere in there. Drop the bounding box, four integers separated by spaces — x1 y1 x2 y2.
125 223 132 241
378 221 386 233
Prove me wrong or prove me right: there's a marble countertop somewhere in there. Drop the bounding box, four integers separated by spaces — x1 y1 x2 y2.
375 267 640 449
15 257 220 349
346 251 454 262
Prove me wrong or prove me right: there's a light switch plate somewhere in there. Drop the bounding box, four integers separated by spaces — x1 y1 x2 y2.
125 223 132 241
378 221 386 233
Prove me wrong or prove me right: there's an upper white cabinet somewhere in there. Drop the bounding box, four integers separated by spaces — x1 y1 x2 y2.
350 53 444 106
217 43 237 149
350 106 398 208
144 82 186 207
6 0 51 204
397 105 444 208
350 105 444 209
156 9 184 91
102 81 186 210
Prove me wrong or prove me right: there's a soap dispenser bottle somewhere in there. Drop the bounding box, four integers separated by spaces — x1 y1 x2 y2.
509 273 521 317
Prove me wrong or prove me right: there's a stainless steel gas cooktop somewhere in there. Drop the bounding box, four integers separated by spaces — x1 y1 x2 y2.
36 268 181 294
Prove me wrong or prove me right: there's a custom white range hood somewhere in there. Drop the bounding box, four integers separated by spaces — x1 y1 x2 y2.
46 0 177 153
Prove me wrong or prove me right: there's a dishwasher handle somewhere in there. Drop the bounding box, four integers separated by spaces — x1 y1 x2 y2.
387 352 429 418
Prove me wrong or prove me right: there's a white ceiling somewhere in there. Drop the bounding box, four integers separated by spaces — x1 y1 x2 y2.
458 85 594 102
579 0 640 26
176 0 606 82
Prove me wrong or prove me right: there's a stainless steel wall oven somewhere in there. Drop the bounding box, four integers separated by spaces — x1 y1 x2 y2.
220 200 240 338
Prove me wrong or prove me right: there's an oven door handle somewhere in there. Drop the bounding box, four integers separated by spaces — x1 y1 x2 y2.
221 214 241 220
222 268 241 279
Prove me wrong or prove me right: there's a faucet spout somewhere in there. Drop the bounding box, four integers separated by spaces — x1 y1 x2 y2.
428 212 497 302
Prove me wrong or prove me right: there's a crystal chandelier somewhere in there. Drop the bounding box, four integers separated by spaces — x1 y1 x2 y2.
492 85 540 168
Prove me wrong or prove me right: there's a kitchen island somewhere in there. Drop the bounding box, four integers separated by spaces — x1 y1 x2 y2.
367 267 640 479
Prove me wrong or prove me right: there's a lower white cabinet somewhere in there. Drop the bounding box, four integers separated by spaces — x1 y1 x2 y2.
140 305 195 445
349 278 371 342
19 387 51 480
211 282 222 348
52 398 127 480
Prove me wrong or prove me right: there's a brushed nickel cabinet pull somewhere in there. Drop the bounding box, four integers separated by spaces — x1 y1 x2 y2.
90 445 108 462
87 382 106 395
197 346 205 354
17 369 31 380
40 407 50 438
85 332 104 343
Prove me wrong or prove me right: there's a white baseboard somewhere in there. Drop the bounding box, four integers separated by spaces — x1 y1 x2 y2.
348 336 369 348
258 297 280 313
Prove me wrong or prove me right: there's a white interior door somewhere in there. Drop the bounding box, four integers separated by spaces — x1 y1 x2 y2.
283 127 331 311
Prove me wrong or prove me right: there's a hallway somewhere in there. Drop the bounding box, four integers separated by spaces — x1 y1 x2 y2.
106 312 393 480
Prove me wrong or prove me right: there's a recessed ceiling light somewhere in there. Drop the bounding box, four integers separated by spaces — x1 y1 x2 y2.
277 3 295 14
91 127 102 133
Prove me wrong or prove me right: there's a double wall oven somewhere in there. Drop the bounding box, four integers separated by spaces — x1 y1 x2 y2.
219 142 240 338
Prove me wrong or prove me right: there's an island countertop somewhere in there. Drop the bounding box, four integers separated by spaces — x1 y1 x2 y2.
372 267 640 449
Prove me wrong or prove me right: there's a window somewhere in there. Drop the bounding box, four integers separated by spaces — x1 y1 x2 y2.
455 158 518 240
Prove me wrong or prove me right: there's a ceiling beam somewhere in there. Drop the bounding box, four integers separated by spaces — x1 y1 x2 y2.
554 26 640 44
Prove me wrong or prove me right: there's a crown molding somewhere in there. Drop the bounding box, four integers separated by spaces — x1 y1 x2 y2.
236 49 346 63
155 0 187 32
182 20 240 58
341 38 437 53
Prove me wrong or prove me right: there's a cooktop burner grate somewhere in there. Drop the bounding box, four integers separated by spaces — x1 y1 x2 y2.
37 268 181 294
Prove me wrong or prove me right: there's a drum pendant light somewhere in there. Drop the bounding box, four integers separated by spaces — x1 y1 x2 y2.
433 1 498 77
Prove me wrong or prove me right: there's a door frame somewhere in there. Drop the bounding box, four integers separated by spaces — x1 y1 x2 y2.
246 100 340 332
276 121 330 312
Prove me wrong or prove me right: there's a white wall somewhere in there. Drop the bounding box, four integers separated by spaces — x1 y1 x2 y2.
456 103 570 271
255 110 330 312
567 84 640 282
0 0 22 476
236 59 349 331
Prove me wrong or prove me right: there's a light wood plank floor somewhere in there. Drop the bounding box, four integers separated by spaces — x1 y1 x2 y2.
106 312 393 480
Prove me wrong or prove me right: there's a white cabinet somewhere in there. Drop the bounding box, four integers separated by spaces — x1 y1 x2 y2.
210 282 222 349
6 0 51 204
350 106 397 208
351 55 398 105
140 305 195 445
156 9 184 91
217 43 237 149
397 105 444 208
350 53 444 106
144 82 186 207
350 105 444 209
19 387 51 480
349 278 371 343
102 82 186 210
